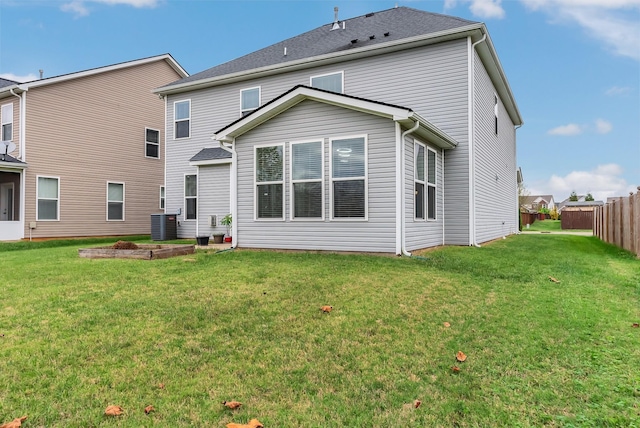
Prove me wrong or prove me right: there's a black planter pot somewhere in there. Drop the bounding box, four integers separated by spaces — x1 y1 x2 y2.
196 236 209 246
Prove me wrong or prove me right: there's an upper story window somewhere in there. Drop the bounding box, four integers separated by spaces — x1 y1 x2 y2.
310 71 343 93
330 135 366 219
174 100 190 139
145 128 160 158
241 87 261 116
184 174 197 220
494 95 499 136
255 144 284 220
291 140 323 219
37 176 59 221
107 182 125 221
1 103 13 141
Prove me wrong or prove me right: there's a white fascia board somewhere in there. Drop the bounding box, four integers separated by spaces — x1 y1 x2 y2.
0 161 28 170
16 54 188 91
189 158 232 167
214 86 413 141
400 113 458 149
155 24 485 96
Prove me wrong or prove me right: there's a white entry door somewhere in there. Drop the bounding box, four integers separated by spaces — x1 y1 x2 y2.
0 182 14 221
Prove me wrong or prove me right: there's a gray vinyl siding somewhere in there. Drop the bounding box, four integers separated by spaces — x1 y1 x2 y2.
472 50 518 243
196 163 231 237
404 136 445 251
235 99 396 252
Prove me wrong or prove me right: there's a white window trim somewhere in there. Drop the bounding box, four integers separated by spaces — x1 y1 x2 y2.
184 173 197 221
310 71 344 93
159 185 165 210
173 99 191 140
329 134 368 221
1 102 13 141
289 139 325 221
240 86 261 116
36 175 60 221
145 127 160 159
427 147 437 221
106 181 125 221
414 141 426 222
254 142 285 221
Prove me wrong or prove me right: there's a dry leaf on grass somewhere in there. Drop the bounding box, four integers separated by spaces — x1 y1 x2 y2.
633 323 639 328
0 416 27 428
443 322 451 328
451 366 461 372
226 419 264 428
158 382 165 389
548 276 560 283
456 351 467 362
104 405 124 416
144 405 155 414
414 399 422 408
320 305 333 313
223 400 243 410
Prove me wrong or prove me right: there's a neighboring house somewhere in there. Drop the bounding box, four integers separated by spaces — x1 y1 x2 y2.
0 55 188 241
155 7 523 254
521 195 555 212
556 195 586 212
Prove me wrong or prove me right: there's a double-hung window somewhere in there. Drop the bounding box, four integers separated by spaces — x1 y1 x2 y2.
415 143 437 221
184 174 197 220
145 128 160 158
107 182 124 221
310 71 343 93
255 144 284 220
494 95 499 136
427 148 436 220
291 140 323 219
174 100 190 139
240 87 260 116
1 103 12 141
331 136 366 219
37 176 59 221
159 186 165 210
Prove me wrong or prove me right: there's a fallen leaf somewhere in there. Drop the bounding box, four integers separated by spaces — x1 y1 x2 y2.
144 405 155 414
158 383 165 389
226 419 264 428
104 405 124 416
320 305 333 313
633 323 639 328
456 351 467 362
548 276 560 283
0 416 27 428
443 322 451 328
223 400 243 410
451 366 461 372
414 399 422 408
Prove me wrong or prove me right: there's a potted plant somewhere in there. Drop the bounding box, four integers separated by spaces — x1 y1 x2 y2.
221 213 232 242
196 235 210 246
212 233 224 244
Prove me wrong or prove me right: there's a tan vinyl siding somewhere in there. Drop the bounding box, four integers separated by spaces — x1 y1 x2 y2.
22 60 183 238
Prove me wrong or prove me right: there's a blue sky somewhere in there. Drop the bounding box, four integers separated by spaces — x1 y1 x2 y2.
1 0 638 202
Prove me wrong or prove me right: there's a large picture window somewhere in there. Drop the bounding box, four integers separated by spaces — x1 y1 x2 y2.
184 174 197 220
174 100 190 139
1 103 12 141
310 71 343 93
291 140 323 219
255 145 284 219
331 136 366 219
107 182 124 221
240 87 260 116
37 176 59 221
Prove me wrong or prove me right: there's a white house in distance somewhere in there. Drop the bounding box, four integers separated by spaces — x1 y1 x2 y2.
155 6 523 254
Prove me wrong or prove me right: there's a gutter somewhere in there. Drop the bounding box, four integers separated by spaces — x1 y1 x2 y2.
399 119 420 257
469 33 486 247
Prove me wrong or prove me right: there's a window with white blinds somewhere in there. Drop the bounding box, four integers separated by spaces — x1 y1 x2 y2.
330 136 366 219
255 144 284 219
291 141 323 219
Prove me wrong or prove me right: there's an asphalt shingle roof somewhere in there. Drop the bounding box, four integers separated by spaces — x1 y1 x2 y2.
165 6 477 87
0 77 18 89
190 147 233 162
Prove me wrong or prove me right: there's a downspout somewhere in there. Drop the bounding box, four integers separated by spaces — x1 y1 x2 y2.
218 138 237 249
468 33 487 247
400 119 420 257
442 149 446 245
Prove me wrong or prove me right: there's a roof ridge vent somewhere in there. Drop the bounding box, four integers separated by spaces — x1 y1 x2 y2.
365 12 374 17
331 6 340 30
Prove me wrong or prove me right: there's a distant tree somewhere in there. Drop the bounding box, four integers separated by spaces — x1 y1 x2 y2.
569 191 579 201
518 181 530 207
585 193 595 201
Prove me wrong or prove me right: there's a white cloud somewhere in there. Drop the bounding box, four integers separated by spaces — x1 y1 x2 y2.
519 0 640 61
534 163 636 201
0 73 38 83
60 0 159 17
548 123 583 135
595 118 612 134
444 0 506 19
605 86 633 96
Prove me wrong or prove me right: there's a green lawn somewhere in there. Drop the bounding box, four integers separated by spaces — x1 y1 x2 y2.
0 235 638 427
525 219 562 232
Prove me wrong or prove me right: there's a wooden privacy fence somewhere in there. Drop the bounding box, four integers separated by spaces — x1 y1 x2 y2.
594 187 640 258
561 209 594 230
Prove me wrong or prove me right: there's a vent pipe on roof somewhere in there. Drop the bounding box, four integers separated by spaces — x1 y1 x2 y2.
39 69 43 79
331 7 340 30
